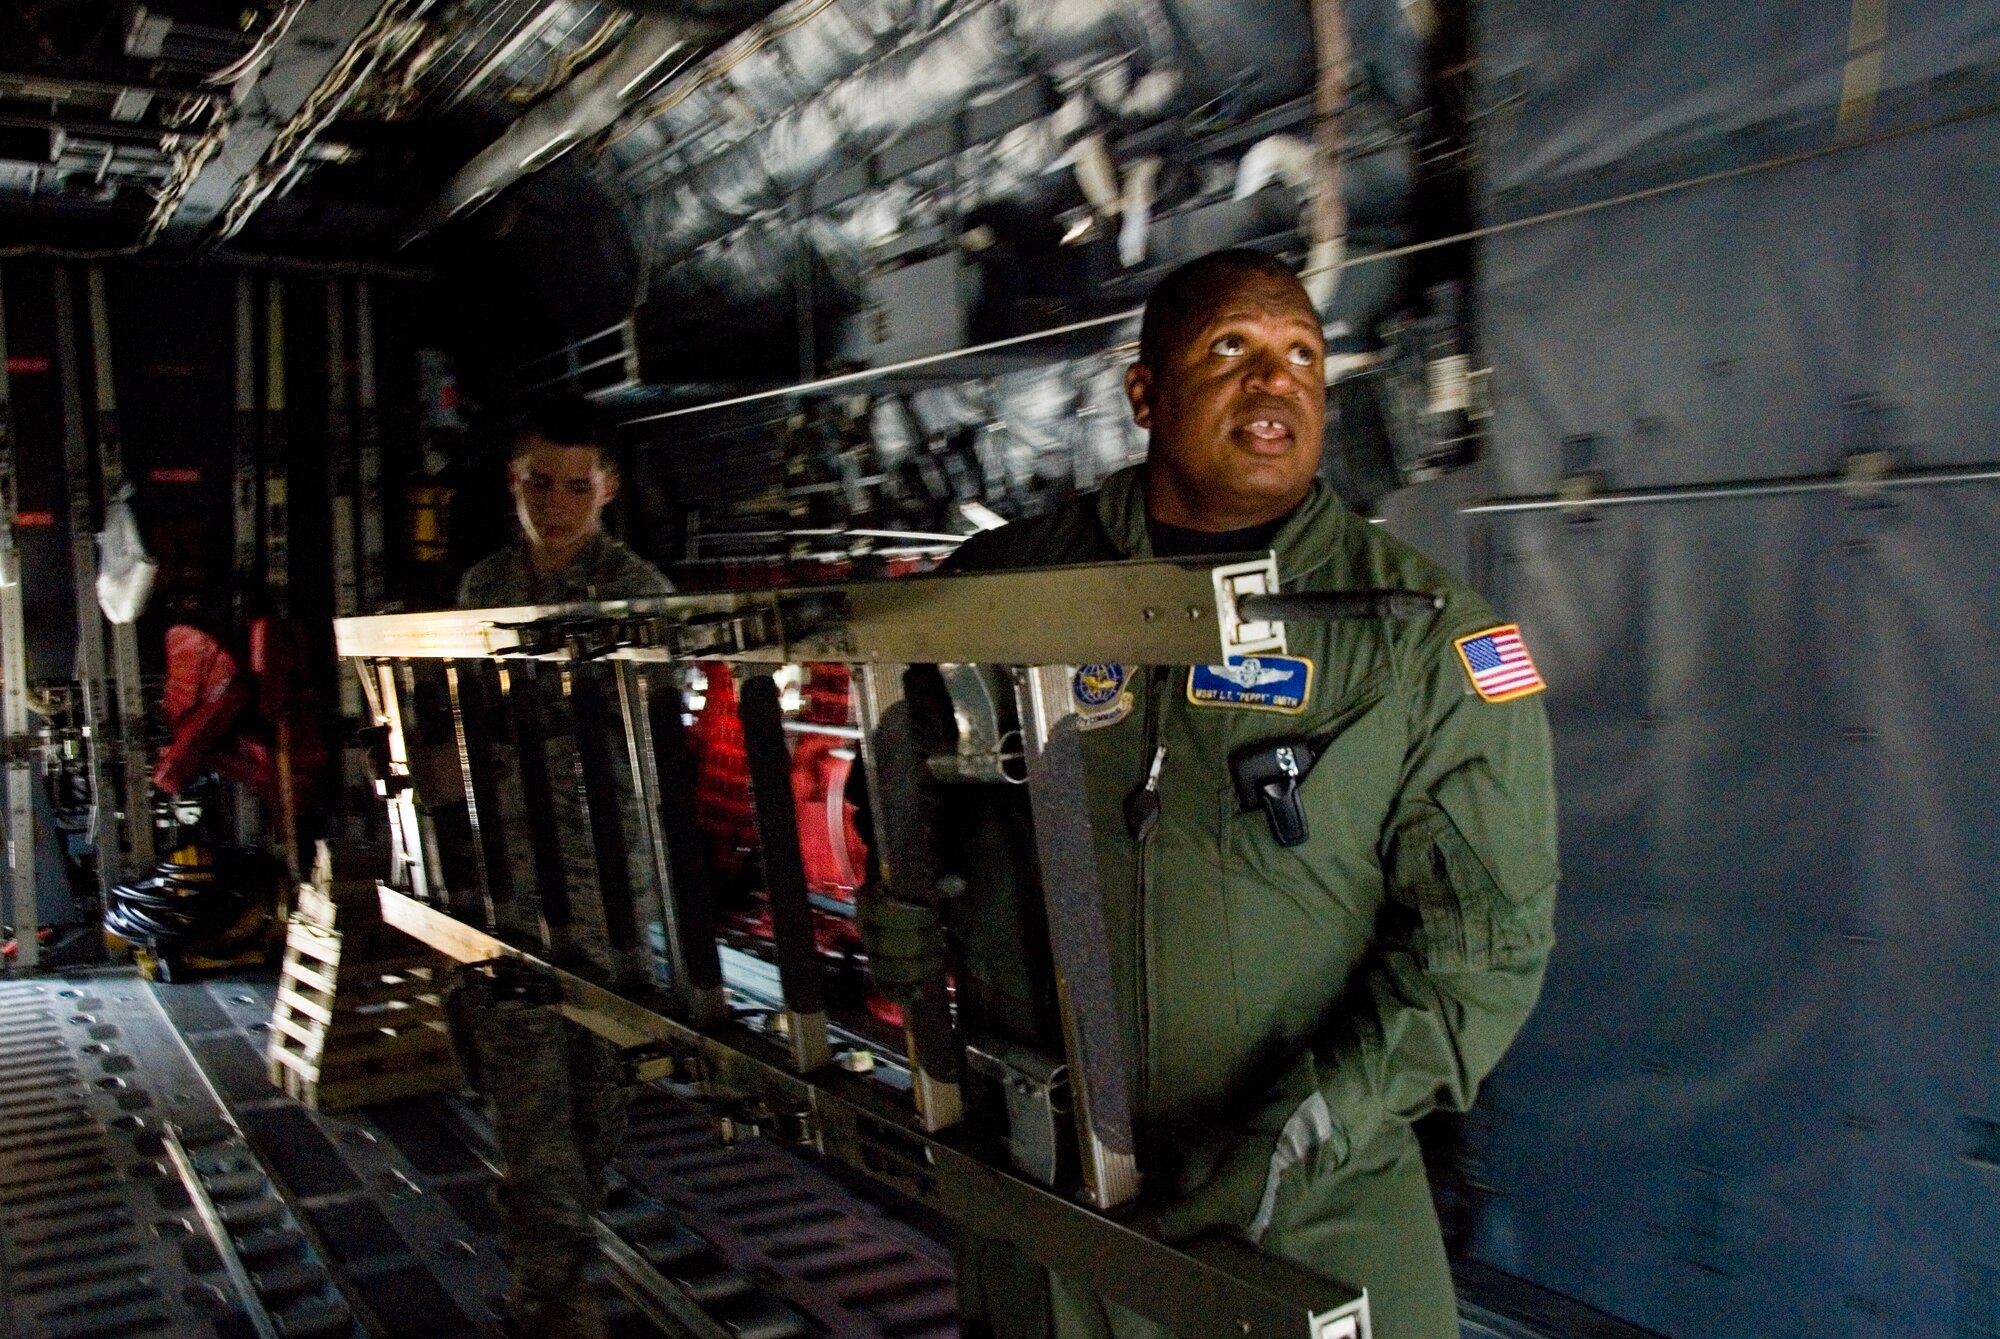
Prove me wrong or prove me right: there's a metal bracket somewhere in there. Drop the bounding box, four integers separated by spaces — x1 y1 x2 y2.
713 1097 818 1148
1212 554 1288 659
617 1038 703 1086
965 1038 1069 1187
927 663 1025 784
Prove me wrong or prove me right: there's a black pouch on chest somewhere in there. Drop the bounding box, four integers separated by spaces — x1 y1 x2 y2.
1229 736 1323 848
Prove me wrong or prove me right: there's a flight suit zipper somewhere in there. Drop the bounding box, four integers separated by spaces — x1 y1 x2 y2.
1131 665 1170 1117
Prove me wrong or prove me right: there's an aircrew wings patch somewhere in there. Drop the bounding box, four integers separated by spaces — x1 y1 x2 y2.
1453 625 1546 702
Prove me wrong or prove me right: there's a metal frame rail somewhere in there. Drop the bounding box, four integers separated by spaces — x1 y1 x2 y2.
160 1123 286 1339
53 269 117 925
337 557 1412 1339
0 266 36 968
380 890 1362 1339
85 268 155 878
1461 457 2000 514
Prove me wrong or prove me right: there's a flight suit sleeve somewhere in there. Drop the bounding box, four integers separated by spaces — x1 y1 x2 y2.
1227 616 1559 1242
1336 619 1555 1105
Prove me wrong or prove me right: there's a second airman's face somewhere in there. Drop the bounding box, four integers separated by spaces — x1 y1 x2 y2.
1126 269 1327 531
509 437 617 566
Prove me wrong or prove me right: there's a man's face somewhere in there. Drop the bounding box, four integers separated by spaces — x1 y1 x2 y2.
509 437 617 564
1126 270 1327 530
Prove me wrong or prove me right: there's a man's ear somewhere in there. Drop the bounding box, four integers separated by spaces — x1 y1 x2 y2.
1125 362 1154 430
597 465 621 504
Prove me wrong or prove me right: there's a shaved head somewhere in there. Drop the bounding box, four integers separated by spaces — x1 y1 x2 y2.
1125 249 1327 531
1137 249 1309 371
510 394 607 462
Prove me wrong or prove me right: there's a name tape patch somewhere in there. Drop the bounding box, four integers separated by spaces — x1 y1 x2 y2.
1073 663 1135 730
1454 625 1546 702
1187 654 1314 714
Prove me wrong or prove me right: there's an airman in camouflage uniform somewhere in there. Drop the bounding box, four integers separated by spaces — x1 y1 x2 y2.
445 398 672 1339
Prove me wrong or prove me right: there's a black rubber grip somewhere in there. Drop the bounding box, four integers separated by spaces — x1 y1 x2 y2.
455 662 517 929
1238 589 1443 622
738 674 825 1015
1024 714 1136 1157
567 664 639 953
504 662 571 931
643 670 724 995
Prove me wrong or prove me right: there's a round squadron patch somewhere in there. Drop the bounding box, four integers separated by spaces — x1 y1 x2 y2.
1072 663 1134 730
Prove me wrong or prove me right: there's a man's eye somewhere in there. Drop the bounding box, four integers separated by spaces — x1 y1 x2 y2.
1211 335 1246 356
1288 345 1318 367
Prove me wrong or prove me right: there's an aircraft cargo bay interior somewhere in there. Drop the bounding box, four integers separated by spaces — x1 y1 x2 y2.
0 3 1992 1338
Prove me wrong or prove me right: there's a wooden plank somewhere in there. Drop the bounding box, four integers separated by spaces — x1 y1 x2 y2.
286 929 345 967
327 987 445 1017
278 967 336 1006
268 1010 327 1055
276 985 335 1027
343 976 444 1001
281 957 338 997
268 1047 322 1087
302 1064 462 1112
326 1004 448 1037
344 985 444 1006
378 888 505 965
341 953 449 978
294 886 336 929
311 1027 455 1072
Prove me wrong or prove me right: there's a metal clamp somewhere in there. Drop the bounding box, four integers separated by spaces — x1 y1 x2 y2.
926 663 1026 784
617 1038 703 1086
965 1039 1069 1187
713 1098 818 1148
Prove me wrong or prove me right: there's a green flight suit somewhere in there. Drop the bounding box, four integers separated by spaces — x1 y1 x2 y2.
939 465 1558 1339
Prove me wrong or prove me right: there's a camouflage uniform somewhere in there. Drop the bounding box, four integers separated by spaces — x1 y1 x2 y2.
457 532 672 610
448 530 672 1339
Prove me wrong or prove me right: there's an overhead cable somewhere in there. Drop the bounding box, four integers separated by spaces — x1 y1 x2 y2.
1462 463 2000 515
205 0 308 86
621 309 1139 425
210 0 441 244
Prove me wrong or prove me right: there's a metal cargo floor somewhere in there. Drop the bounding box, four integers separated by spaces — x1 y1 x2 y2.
145 968 962 1339
0 970 357 1339
1 966 1644 1339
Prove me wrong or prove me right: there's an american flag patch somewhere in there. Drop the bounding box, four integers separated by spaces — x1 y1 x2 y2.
1453 625 1546 703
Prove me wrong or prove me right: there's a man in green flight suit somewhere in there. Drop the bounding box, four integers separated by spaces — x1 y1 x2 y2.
861 250 1559 1339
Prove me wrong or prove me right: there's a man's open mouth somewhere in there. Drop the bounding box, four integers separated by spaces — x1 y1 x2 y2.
1235 415 1297 450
